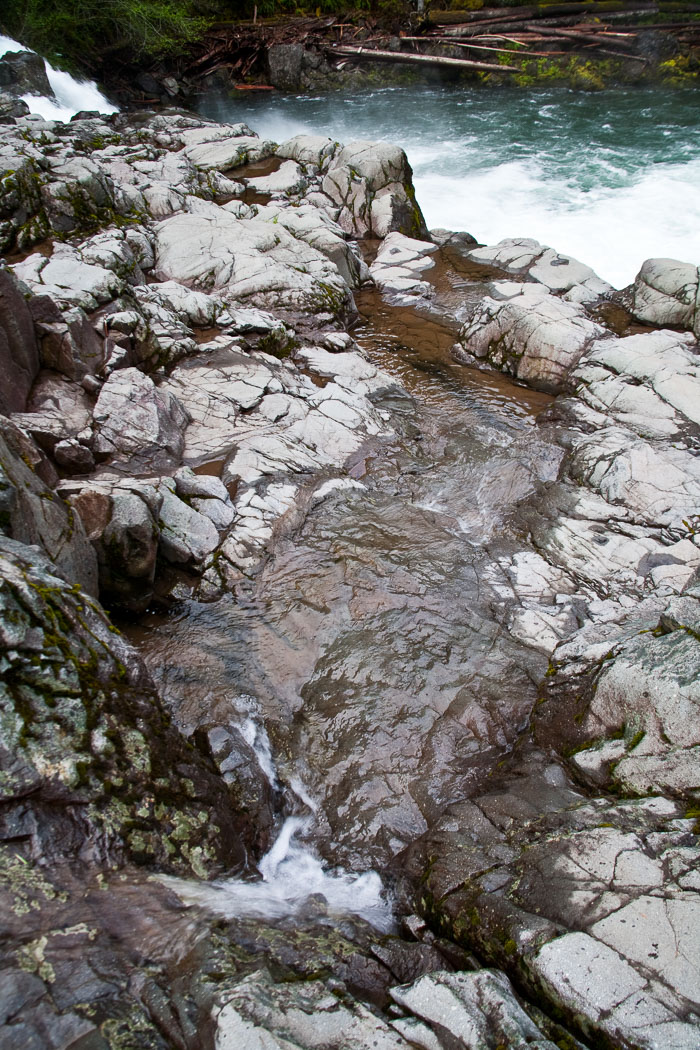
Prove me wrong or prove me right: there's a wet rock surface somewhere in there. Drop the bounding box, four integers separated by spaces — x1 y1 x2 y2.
0 99 699 1050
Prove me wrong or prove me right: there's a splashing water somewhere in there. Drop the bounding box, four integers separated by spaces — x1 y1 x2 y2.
161 816 394 932
199 85 700 289
0 34 117 119
161 711 394 932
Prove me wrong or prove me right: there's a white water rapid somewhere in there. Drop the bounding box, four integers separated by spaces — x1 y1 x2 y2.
201 86 700 290
161 714 394 933
0 34 117 119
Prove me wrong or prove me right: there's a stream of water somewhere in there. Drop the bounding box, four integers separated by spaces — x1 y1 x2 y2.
200 84 700 289
126 259 557 926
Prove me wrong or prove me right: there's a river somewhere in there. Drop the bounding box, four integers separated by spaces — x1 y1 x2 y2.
200 83 700 289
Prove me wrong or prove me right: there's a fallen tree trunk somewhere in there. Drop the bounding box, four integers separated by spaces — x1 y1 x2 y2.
327 44 519 73
527 24 639 47
425 2 658 27
407 35 549 57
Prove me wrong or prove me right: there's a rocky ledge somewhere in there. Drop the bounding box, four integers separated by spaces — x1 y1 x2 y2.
0 99 698 1050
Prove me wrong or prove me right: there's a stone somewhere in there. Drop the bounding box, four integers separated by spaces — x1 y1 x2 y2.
245 160 307 197
267 44 305 92
0 266 40 413
465 238 612 302
183 134 277 173
98 486 160 609
214 970 409 1050
0 416 98 596
456 284 607 392
370 232 438 301
32 301 104 380
157 480 220 565
92 367 189 473
0 532 245 875
0 91 30 122
405 753 700 1050
277 135 338 172
52 438 95 473
390 970 558 1049
174 466 229 502
153 209 354 321
631 257 700 336
13 251 124 312
322 141 428 240
253 203 367 289
0 50 53 97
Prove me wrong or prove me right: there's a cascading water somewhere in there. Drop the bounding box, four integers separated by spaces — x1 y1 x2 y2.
0 34 117 119
161 713 395 933
199 84 700 289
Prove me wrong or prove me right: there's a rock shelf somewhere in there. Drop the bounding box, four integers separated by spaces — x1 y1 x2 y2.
0 100 699 1050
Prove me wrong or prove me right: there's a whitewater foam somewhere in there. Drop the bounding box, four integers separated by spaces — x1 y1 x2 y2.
160 814 394 931
0 34 117 119
201 86 700 290
161 711 393 932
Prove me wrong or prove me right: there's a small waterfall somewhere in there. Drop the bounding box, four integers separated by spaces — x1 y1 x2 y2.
161 712 394 933
0 34 117 119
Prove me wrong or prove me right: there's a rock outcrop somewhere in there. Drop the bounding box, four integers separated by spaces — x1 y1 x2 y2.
0 94 698 1050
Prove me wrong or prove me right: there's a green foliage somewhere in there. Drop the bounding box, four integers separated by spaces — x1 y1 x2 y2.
0 0 219 71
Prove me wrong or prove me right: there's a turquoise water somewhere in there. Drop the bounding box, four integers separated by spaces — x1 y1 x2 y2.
200 85 700 288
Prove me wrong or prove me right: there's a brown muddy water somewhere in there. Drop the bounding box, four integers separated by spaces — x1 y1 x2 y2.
123 257 561 922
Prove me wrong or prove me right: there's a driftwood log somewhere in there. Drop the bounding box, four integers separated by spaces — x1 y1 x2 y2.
327 45 519 74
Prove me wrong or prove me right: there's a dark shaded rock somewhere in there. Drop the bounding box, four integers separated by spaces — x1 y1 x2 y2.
267 44 305 91
30 298 104 380
197 723 276 854
0 51 52 97
0 266 40 414
0 91 30 123
53 438 95 473
0 415 97 595
0 534 247 877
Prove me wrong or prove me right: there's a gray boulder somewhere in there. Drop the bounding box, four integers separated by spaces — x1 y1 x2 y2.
631 257 700 337
157 479 220 565
465 237 612 303
456 284 606 392
390 970 559 1049
92 367 189 473
537 589 700 799
154 207 354 321
322 140 428 240
277 134 338 173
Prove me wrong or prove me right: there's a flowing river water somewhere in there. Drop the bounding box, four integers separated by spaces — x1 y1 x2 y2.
126 85 700 928
200 83 700 289
123 248 559 925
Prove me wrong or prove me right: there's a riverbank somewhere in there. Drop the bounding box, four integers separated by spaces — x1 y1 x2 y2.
3 3 700 111
112 14 700 110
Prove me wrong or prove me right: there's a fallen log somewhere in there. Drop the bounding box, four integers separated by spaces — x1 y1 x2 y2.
527 24 639 47
327 45 520 73
425 3 655 26
404 35 546 56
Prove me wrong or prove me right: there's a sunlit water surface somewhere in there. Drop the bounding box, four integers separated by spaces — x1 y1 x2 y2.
200 84 700 289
